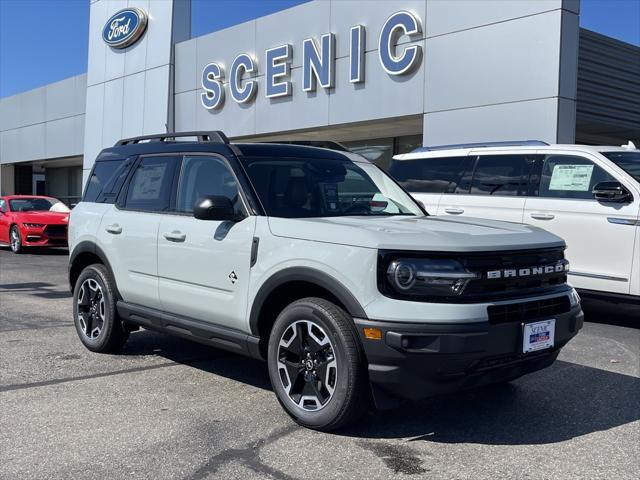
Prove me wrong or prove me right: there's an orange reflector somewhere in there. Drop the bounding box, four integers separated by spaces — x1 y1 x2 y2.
363 327 382 340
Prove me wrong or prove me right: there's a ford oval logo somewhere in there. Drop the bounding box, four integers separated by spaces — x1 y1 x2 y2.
102 8 148 49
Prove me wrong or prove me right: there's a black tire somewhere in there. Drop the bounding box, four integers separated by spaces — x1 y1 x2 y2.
267 297 370 431
73 264 129 353
10 225 22 254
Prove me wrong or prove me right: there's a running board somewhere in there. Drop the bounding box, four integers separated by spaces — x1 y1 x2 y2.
117 301 263 360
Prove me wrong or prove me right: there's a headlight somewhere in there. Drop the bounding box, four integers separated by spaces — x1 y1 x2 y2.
23 223 44 229
385 258 478 298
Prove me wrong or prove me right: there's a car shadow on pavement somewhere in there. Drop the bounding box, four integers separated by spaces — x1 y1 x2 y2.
122 329 638 446
341 359 640 445
121 329 272 390
0 281 72 299
0 246 69 255
582 299 639 329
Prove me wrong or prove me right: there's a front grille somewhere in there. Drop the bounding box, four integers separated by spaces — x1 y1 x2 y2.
48 238 68 245
488 295 571 324
473 349 553 371
459 248 567 301
44 225 67 237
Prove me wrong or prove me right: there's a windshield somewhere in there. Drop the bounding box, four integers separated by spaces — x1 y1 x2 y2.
601 151 640 183
9 198 70 213
243 156 423 218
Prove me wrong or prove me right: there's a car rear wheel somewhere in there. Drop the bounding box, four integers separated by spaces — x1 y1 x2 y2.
73 264 129 353
267 297 370 431
10 225 22 253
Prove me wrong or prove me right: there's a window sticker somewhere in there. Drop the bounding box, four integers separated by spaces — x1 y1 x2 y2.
131 164 166 200
323 184 339 211
548 164 594 191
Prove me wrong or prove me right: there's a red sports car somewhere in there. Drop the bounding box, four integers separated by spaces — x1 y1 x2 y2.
0 195 70 253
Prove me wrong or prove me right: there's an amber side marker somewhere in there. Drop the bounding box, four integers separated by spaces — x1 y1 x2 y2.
363 327 382 340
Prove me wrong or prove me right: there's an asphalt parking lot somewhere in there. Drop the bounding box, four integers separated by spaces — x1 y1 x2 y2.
0 248 638 480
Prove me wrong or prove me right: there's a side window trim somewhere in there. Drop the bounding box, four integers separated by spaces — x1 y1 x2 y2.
529 154 545 197
116 156 142 209
445 154 473 194
453 155 477 194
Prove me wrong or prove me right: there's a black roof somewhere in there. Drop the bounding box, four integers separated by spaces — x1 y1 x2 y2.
234 143 361 161
97 137 365 163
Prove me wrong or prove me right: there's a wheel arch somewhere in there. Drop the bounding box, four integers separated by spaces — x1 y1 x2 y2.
249 267 368 357
69 241 120 299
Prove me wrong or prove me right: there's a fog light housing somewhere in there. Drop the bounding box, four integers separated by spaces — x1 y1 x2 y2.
569 288 580 307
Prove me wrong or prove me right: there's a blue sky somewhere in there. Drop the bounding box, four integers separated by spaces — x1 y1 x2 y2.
0 0 638 98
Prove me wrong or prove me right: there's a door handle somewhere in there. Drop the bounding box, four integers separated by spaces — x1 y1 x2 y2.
607 217 640 226
163 230 186 243
530 212 555 220
444 207 464 215
105 224 122 234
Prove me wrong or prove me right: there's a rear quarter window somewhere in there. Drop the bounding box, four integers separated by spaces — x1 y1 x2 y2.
388 157 466 193
83 158 134 203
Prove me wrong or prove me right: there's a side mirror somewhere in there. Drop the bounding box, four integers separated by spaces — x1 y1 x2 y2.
592 181 633 203
193 195 243 222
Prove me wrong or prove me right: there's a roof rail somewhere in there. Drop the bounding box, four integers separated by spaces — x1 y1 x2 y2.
411 140 549 153
263 140 350 152
115 131 229 146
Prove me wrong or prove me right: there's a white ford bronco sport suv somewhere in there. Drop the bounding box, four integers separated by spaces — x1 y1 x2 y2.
390 140 640 306
69 132 583 431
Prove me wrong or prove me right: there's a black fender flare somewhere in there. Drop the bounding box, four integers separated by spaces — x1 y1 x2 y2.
68 241 120 298
248 267 368 336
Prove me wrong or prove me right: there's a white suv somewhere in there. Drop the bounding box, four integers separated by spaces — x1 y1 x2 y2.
68 132 583 431
390 141 640 305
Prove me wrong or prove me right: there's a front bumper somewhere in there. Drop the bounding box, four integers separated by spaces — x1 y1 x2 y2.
355 304 583 409
22 225 68 247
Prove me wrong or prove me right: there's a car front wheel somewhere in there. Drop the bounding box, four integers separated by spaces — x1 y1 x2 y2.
10 225 22 253
267 297 370 431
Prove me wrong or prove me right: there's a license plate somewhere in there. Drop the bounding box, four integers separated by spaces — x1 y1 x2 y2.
523 319 555 353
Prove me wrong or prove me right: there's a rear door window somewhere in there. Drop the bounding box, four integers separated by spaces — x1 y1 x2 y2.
469 154 532 196
388 156 466 193
123 156 179 212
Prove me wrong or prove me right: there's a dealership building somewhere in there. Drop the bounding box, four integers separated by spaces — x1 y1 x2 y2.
0 0 638 204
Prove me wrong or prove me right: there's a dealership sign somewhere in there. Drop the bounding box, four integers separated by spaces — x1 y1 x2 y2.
102 8 148 49
201 11 423 110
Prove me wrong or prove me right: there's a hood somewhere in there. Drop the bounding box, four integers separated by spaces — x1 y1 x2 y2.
15 210 70 224
268 215 565 252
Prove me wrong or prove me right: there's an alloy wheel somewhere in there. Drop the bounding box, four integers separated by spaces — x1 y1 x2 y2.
277 320 338 411
77 279 106 339
10 228 20 252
